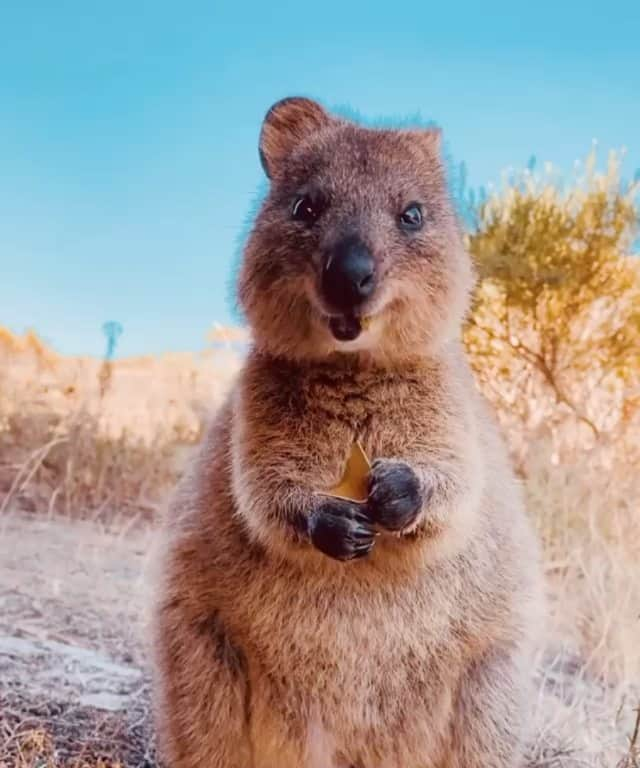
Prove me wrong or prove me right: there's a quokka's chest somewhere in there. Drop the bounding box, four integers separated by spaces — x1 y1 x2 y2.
293 385 439 470
299 373 439 431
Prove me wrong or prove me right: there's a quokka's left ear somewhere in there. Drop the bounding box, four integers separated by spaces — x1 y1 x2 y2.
405 126 442 157
259 97 331 179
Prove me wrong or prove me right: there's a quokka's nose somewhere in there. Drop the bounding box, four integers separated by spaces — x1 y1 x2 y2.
321 236 376 311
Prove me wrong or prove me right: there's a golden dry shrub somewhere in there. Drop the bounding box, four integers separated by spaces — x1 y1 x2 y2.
462 152 640 697
464 150 640 442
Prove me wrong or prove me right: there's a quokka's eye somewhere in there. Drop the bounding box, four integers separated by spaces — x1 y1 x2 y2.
292 195 321 225
399 203 423 231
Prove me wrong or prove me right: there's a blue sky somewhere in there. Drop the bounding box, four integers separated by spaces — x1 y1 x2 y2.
2 1 639 357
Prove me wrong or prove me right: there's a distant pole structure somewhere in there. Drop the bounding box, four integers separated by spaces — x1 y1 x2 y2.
99 321 123 399
102 321 123 361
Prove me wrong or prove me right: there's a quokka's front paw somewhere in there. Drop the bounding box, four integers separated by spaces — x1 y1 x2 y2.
308 499 377 561
366 459 426 533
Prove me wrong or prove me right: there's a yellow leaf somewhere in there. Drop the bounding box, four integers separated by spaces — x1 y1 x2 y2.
323 441 371 503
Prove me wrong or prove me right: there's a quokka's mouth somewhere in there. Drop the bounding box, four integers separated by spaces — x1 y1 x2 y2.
327 314 373 342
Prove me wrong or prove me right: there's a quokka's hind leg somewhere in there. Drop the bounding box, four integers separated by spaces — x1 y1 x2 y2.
154 602 253 768
445 646 530 768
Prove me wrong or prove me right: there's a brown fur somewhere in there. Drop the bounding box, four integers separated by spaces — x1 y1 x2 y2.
152 98 544 768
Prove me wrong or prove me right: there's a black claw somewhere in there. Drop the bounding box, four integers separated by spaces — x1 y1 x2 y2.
309 499 377 562
367 460 423 532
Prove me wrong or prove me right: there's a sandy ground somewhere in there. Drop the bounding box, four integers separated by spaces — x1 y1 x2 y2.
0 511 156 766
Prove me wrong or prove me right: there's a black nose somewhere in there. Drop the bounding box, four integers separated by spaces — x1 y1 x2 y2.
321 237 376 311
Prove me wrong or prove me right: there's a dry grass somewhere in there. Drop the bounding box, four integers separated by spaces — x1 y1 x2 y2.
485 388 640 766
0 330 239 524
1 327 638 766
0 704 151 768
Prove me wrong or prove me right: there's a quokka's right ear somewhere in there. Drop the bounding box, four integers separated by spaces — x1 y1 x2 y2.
259 97 330 179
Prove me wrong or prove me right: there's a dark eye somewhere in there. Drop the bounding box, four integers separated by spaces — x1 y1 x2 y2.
399 203 423 231
292 195 321 225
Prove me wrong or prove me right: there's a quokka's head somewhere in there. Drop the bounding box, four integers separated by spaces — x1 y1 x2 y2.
238 97 474 364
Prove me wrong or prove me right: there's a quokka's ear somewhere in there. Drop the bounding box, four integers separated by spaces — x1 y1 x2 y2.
405 126 442 157
259 97 331 179
404 126 442 159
